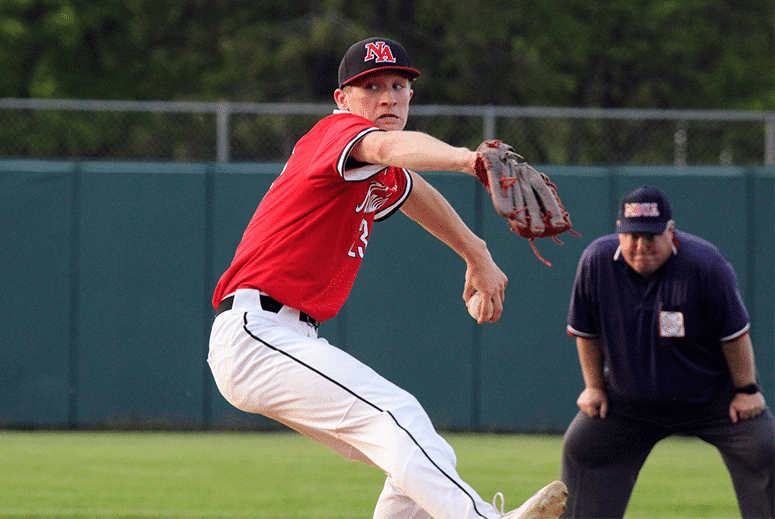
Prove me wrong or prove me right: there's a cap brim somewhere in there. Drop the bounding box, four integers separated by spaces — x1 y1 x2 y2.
617 220 668 234
341 66 420 87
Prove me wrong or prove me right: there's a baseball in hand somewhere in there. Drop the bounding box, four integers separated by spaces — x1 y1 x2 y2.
467 292 491 321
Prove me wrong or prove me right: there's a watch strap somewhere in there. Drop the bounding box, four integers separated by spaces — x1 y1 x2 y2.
734 383 760 395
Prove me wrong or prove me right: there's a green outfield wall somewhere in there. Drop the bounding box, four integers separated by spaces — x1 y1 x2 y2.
1 160 772 432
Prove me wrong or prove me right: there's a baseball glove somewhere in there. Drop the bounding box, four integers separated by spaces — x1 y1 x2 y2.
475 140 579 266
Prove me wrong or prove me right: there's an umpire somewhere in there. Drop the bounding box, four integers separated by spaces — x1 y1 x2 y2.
561 186 774 518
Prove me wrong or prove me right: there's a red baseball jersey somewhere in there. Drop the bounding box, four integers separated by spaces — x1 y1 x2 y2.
213 111 412 322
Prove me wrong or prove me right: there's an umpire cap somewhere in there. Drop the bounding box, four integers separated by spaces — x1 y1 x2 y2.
617 186 672 235
338 37 420 88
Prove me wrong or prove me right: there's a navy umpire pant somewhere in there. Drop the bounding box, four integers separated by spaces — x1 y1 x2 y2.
560 389 775 519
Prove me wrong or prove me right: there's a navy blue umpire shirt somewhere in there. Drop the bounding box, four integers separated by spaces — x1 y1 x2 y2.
567 230 750 404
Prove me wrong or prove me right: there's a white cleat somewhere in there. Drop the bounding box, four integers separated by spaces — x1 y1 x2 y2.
494 480 568 519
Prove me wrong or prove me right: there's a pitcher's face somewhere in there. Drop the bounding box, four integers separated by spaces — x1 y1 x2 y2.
335 72 413 131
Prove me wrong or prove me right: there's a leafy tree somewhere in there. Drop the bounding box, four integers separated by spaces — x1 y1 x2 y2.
1 0 772 109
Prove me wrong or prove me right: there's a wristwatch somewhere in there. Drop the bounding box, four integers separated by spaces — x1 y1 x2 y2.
734 383 760 394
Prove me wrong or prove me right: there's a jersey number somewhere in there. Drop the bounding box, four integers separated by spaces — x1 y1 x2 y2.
348 219 369 259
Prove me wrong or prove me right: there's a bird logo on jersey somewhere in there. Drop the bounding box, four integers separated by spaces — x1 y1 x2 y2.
363 41 396 64
355 180 396 214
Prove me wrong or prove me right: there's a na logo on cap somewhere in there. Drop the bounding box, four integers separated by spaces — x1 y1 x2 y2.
364 41 396 64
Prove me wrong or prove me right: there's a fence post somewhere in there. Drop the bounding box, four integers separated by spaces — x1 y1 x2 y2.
483 106 496 141
674 120 688 166
216 102 230 163
68 161 82 429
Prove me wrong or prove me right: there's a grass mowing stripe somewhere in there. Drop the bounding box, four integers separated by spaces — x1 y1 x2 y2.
0 431 738 519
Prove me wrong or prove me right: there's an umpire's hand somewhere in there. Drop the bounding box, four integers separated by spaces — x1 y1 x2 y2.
578 387 608 418
729 392 766 423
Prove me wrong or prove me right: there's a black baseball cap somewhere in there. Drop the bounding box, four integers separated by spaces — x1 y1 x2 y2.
338 37 420 88
616 186 672 234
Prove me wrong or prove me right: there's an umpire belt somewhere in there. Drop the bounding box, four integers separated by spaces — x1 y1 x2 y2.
215 293 319 329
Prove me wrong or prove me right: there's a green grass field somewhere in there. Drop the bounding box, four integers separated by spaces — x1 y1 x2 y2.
0 430 739 519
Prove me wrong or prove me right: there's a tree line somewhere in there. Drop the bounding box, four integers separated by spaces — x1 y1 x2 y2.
3 0 773 110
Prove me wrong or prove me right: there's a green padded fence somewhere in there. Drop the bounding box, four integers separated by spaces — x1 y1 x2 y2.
1 160 772 432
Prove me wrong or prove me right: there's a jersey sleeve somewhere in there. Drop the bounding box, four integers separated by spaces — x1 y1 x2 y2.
305 113 385 182
320 113 391 183
567 243 600 338
338 127 386 181
701 250 750 342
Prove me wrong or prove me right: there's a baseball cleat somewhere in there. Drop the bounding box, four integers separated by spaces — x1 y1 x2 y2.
495 480 568 519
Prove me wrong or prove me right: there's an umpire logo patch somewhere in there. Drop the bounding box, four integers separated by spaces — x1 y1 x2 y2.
660 311 685 337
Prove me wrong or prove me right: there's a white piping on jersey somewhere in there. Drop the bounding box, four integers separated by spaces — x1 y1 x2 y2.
566 325 598 338
721 323 751 343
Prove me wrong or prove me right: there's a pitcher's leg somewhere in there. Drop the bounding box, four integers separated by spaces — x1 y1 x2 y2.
321 368 499 519
374 477 431 519
214 311 499 519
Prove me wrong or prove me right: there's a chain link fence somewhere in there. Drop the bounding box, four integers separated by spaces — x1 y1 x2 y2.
1 98 773 166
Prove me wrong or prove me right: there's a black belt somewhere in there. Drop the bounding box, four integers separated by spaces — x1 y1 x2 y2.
215 294 319 329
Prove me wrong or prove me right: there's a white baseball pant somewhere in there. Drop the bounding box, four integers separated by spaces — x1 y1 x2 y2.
208 288 502 519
